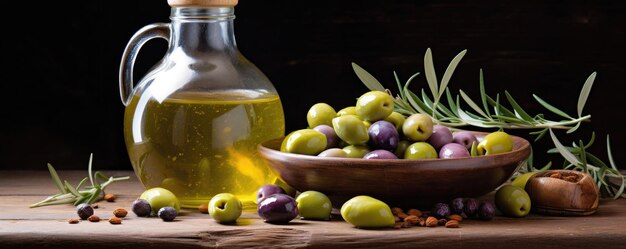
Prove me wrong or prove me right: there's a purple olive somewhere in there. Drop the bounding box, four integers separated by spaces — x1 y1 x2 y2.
313 125 339 149
478 201 496 220
363 149 399 159
431 203 451 218
464 198 480 217
256 184 286 204
257 193 298 224
367 120 399 151
426 125 453 150
439 143 471 159
449 197 464 215
453 131 478 150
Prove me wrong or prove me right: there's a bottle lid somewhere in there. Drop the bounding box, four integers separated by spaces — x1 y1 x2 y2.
168 0 238 7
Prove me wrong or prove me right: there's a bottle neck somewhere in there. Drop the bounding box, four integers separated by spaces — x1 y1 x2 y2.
169 7 237 52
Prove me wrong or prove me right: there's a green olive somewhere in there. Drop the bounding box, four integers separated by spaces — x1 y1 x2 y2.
337 106 357 116
384 112 405 131
355 91 394 121
404 142 438 159
318 148 348 157
332 115 369 145
402 113 433 141
281 129 327 155
477 131 513 156
296 190 332 220
340 195 395 228
393 140 411 158
307 103 337 128
342 145 371 158
139 187 181 214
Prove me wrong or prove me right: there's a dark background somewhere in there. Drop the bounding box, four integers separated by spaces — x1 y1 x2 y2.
1 0 624 171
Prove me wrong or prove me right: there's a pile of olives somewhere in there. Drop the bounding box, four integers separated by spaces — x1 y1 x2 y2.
281 90 514 159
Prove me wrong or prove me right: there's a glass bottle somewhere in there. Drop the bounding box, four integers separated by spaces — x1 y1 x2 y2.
119 0 285 209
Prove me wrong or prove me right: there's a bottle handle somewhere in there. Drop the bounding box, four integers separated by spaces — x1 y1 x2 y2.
118 23 171 106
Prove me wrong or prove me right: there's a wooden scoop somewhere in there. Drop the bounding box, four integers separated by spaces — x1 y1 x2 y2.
525 170 599 216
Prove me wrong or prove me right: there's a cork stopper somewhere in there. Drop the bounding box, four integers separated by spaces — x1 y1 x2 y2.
168 0 238 7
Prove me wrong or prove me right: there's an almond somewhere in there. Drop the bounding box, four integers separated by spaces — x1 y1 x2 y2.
445 220 460 228
425 216 438 227
104 193 117 202
88 215 101 222
68 219 80 224
113 208 128 218
404 215 420 225
407 209 422 217
109 217 122 225
447 214 463 222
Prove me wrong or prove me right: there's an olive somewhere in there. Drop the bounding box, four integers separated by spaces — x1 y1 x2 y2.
307 103 337 128
363 150 399 159
478 200 497 220
139 187 181 213
393 140 411 158
257 193 299 224
158 207 177 222
355 91 394 121
337 106 357 116
131 199 152 217
76 203 94 220
464 198 480 217
452 131 478 150
209 193 243 223
449 197 465 215
332 115 369 145
340 195 395 228
313 125 339 149
257 184 286 204
426 125 453 150
383 111 405 131
368 120 399 151
280 129 327 155
477 131 514 156
402 114 433 141
342 145 371 158
295 190 332 220
404 142 437 159
318 148 348 158
439 143 471 159
431 203 451 218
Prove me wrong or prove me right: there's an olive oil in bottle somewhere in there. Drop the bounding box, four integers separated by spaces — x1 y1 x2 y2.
124 90 285 209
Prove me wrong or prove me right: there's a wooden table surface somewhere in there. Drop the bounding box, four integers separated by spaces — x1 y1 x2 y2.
1 170 625 249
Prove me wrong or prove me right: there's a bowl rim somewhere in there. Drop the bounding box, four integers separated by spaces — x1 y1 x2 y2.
258 131 531 168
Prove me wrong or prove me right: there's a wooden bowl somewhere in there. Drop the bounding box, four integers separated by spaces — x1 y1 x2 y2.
258 132 531 209
525 170 599 216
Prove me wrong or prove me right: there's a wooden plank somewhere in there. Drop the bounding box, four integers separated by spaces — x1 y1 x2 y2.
1 170 625 249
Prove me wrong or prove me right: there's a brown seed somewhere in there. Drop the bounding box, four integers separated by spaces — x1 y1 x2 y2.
88 215 101 222
68 219 80 224
407 209 422 217
425 216 438 227
198 203 209 214
397 212 409 219
418 217 426 226
391 207 404 216
91 204 99 209
104 193 116 202
113 208 128 218
447 214 463 222
404 215 420 225
109 217 122 225
445 220 460 228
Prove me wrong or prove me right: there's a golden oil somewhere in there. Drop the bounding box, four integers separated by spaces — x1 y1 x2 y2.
124 90 284 209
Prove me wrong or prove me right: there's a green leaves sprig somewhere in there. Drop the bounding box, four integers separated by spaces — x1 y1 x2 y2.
30 154 130 208
354 48 592 140
352 48 625 199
